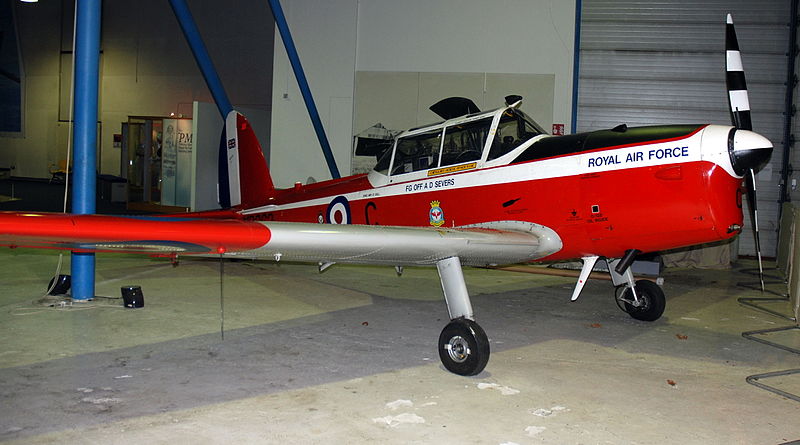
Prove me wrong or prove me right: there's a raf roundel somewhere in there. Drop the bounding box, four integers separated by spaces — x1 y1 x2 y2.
326 196 351 224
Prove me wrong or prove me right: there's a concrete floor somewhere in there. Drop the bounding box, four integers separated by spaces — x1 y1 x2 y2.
0 250 799 444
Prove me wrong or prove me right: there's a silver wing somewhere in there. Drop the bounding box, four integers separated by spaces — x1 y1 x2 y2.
237 220 563 266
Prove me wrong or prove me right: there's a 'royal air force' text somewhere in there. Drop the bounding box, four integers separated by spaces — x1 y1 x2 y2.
588 146 689 168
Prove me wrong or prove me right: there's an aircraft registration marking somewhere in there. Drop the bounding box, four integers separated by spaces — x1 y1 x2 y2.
427 162 477 176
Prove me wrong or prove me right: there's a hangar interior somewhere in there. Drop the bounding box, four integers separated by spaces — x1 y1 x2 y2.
1 0 800 443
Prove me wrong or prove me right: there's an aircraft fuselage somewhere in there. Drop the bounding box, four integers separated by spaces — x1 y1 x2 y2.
229 105 770 263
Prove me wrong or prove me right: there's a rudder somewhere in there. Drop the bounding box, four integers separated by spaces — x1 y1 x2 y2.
218 110 275 209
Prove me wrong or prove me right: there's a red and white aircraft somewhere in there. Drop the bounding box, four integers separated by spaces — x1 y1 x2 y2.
0 16 774 375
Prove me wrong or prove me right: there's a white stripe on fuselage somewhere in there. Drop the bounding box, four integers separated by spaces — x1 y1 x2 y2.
242 126 728 215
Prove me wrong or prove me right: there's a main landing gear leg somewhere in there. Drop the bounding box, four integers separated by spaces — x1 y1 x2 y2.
436 256 489 376
608 258 666 322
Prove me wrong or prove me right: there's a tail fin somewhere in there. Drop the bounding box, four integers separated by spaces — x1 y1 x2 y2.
218 110 276 209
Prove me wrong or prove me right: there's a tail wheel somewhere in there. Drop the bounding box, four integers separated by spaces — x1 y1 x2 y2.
438 318 490 376
620 280 666 322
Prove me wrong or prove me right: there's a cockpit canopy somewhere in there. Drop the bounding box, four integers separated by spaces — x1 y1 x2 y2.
373 105 545 178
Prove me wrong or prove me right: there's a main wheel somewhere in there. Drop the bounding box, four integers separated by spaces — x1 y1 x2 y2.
620 280 666 322
438 318 490 376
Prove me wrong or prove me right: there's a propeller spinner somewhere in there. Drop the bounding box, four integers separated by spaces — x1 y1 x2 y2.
725 14 774 292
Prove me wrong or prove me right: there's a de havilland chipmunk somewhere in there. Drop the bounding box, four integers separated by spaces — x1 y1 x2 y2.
0 16 774 375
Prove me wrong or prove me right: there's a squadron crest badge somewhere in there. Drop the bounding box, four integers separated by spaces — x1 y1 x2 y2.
429 201 445 227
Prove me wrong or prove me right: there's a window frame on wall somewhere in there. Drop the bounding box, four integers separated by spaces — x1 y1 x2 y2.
0 1 24 136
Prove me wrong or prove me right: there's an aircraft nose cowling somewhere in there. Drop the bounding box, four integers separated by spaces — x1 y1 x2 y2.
728 129 773 176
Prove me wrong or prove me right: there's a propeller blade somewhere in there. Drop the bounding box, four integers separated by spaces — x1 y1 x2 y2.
727 15 764 292
745 169 765 292
726 14 752 131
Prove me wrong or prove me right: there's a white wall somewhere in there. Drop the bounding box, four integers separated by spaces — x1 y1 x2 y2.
356 0 575 123
270 0 576 186
270 0 358 187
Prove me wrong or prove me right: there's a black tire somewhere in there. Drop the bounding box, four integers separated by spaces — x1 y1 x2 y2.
438 318 490 376
622 280 666 321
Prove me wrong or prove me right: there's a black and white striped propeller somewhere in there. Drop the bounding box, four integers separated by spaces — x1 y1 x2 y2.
725 14 771 292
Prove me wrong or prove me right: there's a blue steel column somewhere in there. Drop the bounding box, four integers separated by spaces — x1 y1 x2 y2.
570 0 582 134
70 0 101 300
168 0 233 118
267 0 340 179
